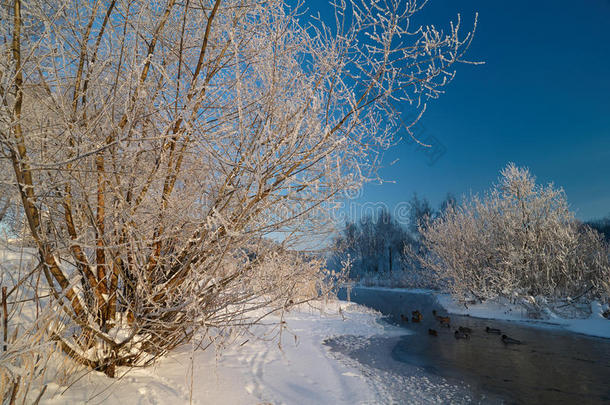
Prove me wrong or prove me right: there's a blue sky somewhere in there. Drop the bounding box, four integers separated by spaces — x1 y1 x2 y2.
308 0 610 221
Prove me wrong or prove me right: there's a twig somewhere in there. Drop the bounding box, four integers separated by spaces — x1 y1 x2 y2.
556 286 594 308
8 376 20 405
2 285 8 351
32 384 47 405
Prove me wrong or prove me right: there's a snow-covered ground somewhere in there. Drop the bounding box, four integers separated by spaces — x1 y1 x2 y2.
29 289 610 404
1 245 474 404
6 243 608 403
40 301 413 404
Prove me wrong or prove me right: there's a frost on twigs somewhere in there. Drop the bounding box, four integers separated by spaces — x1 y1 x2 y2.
0 241 60 404
414 164 610 308
1 0 476 375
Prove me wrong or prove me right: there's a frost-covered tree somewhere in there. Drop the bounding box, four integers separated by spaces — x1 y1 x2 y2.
438 192 457 217
407 193 434 237
0 244 58 404
415 164 610 302
0 159 18 232
1 0 478 375
587 216 610 241
333 209 413 277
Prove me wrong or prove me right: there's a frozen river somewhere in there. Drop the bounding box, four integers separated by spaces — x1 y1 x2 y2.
331 287 610 404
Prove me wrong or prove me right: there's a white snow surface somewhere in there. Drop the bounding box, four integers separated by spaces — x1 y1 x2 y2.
40 300 413 404
435 293 610 339
3 245 449 404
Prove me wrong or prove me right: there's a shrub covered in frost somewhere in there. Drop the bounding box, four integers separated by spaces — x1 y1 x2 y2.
415 164 610 303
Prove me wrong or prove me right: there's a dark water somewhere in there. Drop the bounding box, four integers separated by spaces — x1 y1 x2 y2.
337 287 610 405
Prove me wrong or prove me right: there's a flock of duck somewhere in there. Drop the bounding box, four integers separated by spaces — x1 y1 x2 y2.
399 309 523 345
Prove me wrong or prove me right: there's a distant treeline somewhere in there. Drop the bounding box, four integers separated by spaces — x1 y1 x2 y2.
331 171 610 298
586 216 610 241
329 193 455 287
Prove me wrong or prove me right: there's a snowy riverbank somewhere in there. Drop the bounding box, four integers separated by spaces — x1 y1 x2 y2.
2 246 469 404
435 293 610 339
31 286 610 403
350 285 610 339
40 300 409 404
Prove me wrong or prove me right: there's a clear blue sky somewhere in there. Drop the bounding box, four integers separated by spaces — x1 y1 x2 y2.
307 0 610 221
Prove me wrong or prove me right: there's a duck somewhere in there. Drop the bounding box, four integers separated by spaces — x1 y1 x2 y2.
428 329 438 336
501 334 522 344
411 310 423 323
400 314 409 322
454 330 469 339
458 326 472 334
485 326 501 334
432 310 450 324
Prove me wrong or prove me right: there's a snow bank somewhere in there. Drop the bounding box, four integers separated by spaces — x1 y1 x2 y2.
0 245 419 404
435 293 610 339
40 300 409 404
